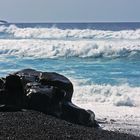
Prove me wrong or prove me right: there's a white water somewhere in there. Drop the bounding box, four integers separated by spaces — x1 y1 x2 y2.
0 39 140 59
1 24 140 40
71 78 140 107
71 78 140 136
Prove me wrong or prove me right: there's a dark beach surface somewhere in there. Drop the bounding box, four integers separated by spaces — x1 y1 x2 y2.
0 110 139 140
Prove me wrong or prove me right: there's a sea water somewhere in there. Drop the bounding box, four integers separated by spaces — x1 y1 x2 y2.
0 23 140 135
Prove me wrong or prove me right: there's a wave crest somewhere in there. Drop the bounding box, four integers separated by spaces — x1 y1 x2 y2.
0 39 140 59
72 79 140 107
1 24 140 40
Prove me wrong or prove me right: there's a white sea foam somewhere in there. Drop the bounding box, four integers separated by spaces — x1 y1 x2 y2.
0 39 140 59
1 24 140 40
70 78 140 137
70 78 140 107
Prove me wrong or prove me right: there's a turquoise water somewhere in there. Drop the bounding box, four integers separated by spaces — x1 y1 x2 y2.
1 56 140 86
0 23 140 107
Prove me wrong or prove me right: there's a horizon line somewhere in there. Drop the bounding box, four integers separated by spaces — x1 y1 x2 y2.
8 21 140 24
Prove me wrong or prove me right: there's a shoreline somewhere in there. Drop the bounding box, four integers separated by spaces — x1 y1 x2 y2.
73 102 140 137
0 110 139 140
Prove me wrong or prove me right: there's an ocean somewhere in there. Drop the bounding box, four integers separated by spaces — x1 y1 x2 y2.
0 22 140 135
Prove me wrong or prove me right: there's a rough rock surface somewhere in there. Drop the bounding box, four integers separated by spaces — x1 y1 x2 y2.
0 69 98 127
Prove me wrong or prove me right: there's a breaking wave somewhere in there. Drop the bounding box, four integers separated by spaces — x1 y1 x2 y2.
0 24 140 40
0 39 140 59
72 78 140 107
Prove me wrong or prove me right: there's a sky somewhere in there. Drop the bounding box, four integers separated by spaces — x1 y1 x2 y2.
0 0 140 22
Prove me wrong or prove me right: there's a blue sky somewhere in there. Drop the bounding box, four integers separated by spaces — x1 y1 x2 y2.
0 0 140 22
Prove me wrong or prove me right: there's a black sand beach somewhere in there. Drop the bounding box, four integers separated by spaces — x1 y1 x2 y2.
0 110 139 140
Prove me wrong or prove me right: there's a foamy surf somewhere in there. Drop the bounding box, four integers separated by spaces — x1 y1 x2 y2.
1 24 140 40
0 39 140 59
71 78 140 107
71 78 140 137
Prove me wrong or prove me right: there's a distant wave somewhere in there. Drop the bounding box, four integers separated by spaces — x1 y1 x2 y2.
0 24 140 40
0 20 8 24
71 78 140 107
0 39 140 59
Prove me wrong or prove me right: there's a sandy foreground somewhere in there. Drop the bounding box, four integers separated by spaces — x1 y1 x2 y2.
0 110 139 140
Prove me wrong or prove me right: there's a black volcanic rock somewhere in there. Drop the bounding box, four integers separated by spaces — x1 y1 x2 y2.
39 72 73 101
0 78 5 89
0 68 99 127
